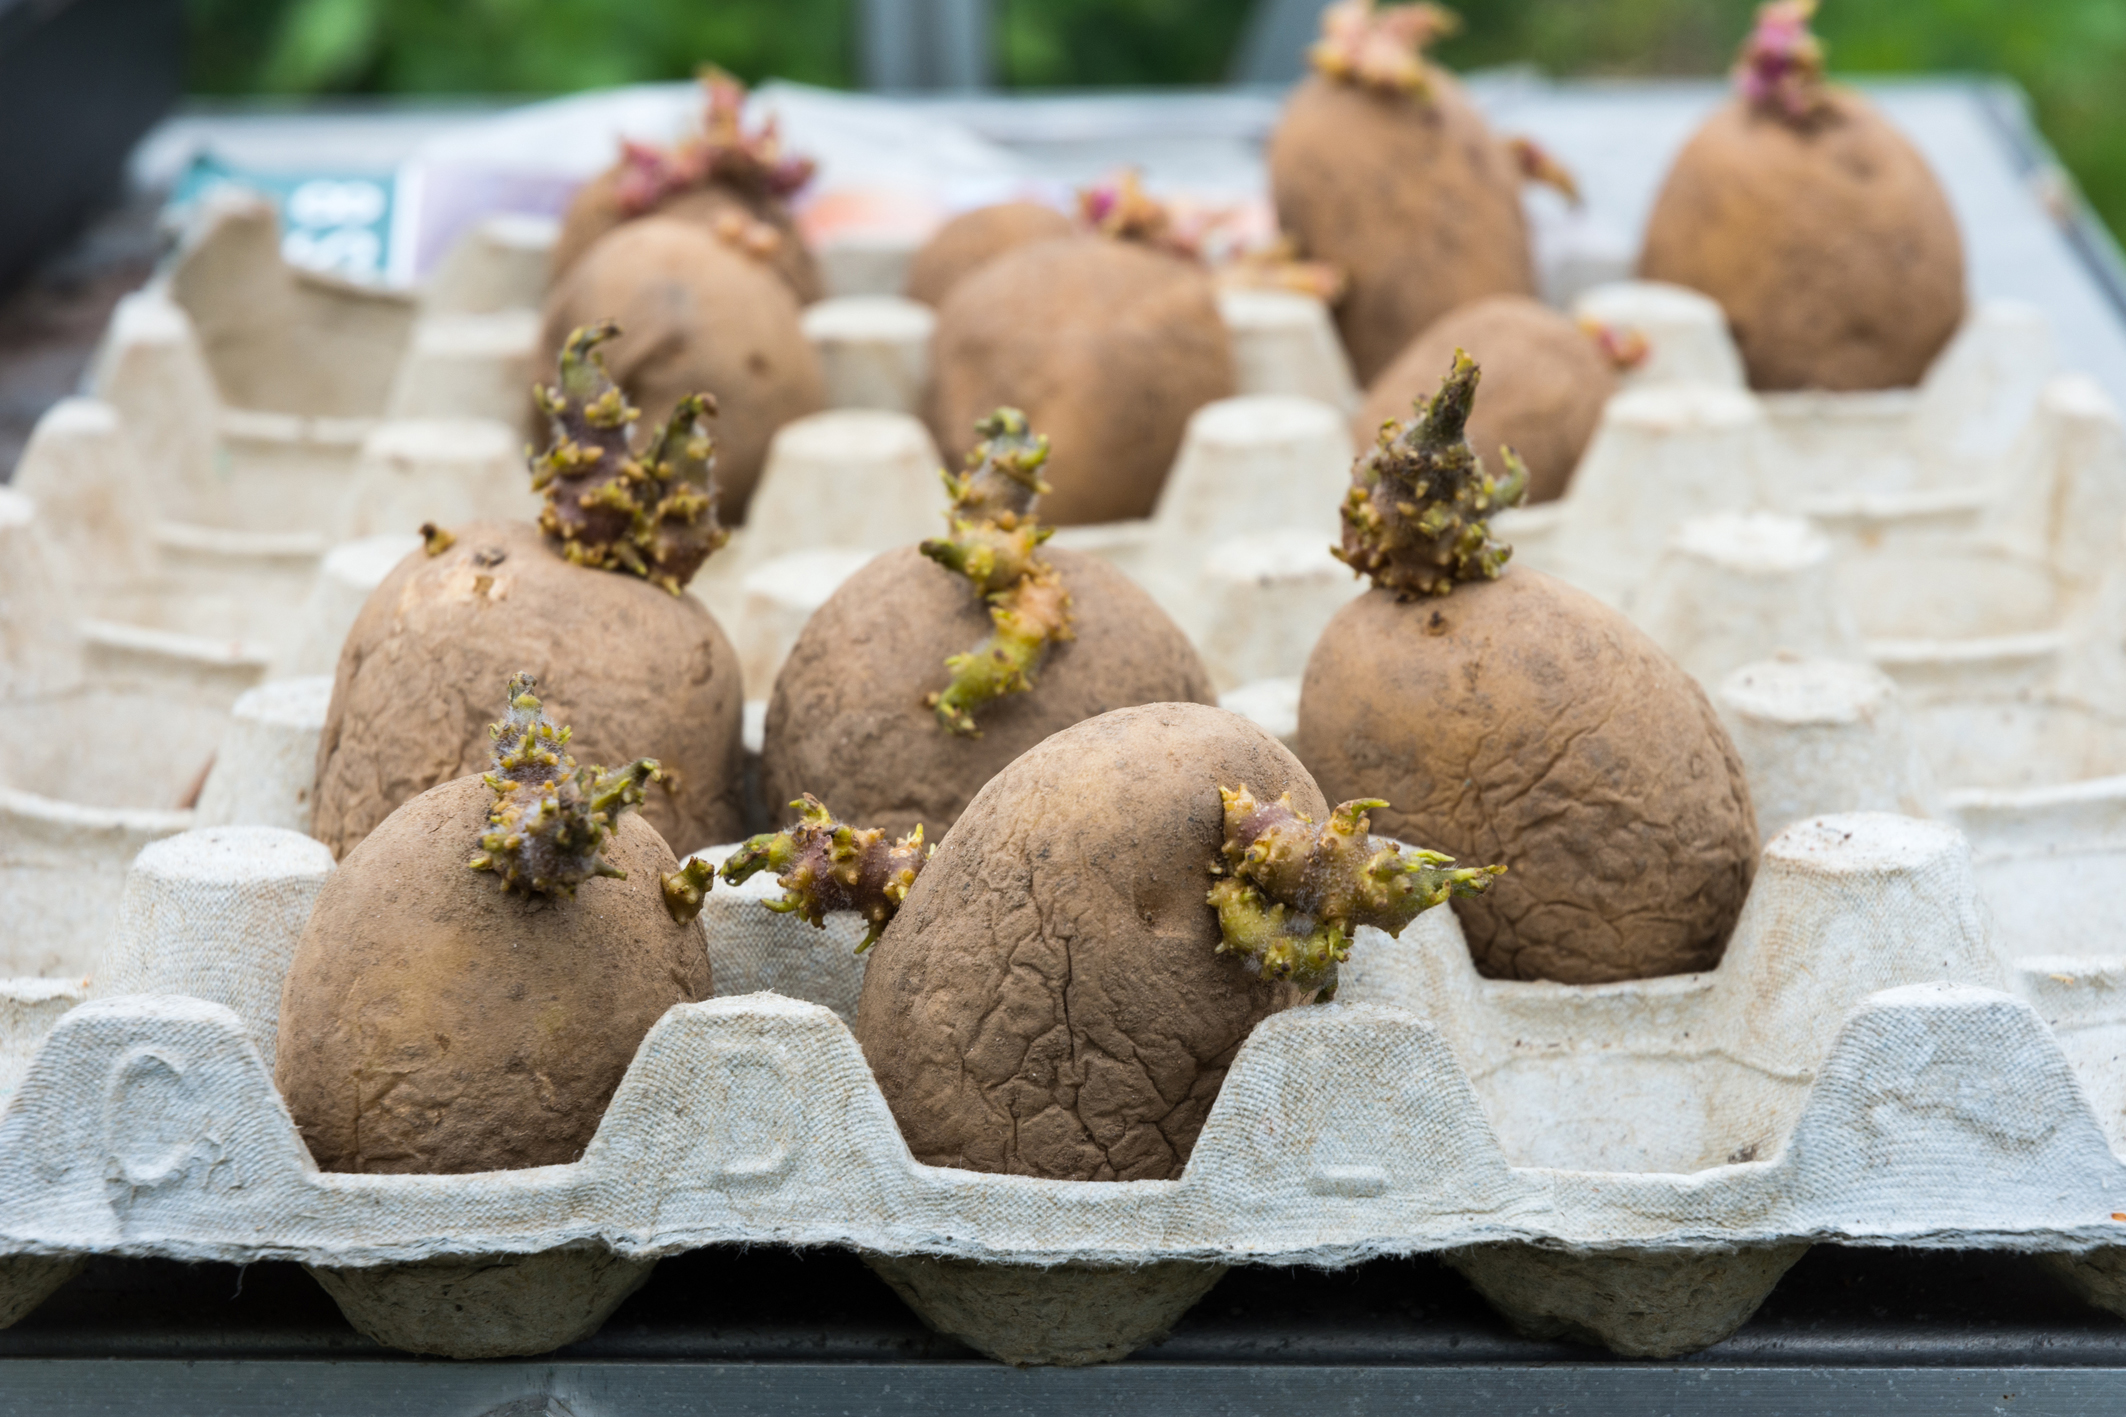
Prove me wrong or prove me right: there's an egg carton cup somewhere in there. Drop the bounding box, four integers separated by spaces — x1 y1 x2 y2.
1523 290 2114 663
80 241 2100 712
7 808 2126 1363
0 508 326 986
752 285 2095 703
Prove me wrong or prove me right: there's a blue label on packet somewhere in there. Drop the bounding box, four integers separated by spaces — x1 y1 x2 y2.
169 153 401 284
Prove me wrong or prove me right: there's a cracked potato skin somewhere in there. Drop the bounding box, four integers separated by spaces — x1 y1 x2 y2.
1269 71 1535 386
762 545 1216 843
540 217 827 523
929 236 1235 526
277 775 714 1174
904 202 1075 307
1638 91 1965 392
1357 295 1616 505
1295 571 1757 983
854 702 1317 1182
312 520 745 862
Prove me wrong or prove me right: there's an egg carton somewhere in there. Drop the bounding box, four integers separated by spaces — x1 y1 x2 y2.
722 282 2110 712
77 191 2102 710
5 803 2126 1365
86 191 1354 542
0 489 326 980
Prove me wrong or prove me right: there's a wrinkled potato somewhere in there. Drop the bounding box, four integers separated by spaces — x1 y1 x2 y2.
552 166 822 305
904 201 1074 307
540 217 827 522
277 774 713 1174
763 545 1215 843
1638 91 1964 391
1358 295 1616 505
929 237 1235 525
313 520 745 861
854 701 1320 1181
1269 70 1534 385
1296 570 1757 984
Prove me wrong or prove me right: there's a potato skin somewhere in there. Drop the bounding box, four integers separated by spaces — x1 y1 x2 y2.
763 545 1215 843
276 775 713 1174
929 236 1235 526
1358 295 1616 505
1269 71 1535 385
1295 572 1757 984
905 202 1074 307
1638 91 1965 391
552 164 823 304
540 217 827 522
313 520 745 862
854 702 1318 1182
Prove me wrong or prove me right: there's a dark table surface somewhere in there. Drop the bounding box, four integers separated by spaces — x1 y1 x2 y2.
3 1243 2124 1415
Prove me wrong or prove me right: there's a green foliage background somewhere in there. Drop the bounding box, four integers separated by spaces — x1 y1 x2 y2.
184 0 2126 240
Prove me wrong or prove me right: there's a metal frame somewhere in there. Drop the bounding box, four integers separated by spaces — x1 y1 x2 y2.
2 1360 2122 1416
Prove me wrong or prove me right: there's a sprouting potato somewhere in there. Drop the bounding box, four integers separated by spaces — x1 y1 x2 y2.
314 323 745 861
540 218 826 523
280 675 716 1175
904 201 1074 308
1358 294 1622 506
1267 1 1536 384
1638 1 1965 391
762 409 1215 842
1299 353 1759 983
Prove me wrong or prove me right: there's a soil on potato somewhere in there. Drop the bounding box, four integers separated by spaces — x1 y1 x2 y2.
1638 90 1965 392
854 702 1318 1182
928 236 1235 526
312 520 745 861
762 545 1216 843
1357 294 1616 505
1295 571 1757 984
1269 71 1534 385
903 201 1075 307
276 774 713 1175
540 216 827 523
552 164 823 305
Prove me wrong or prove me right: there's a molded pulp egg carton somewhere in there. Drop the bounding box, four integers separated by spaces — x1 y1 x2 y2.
1547 288 2126 995
39 182 1357 690
8 807 2126 1366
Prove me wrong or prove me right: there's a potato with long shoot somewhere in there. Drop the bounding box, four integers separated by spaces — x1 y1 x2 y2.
1298 352 1758 984
314 323 746 860
761 407 1214 841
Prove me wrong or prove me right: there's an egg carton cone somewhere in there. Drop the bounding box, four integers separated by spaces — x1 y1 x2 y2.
11 391 544 684
8 808 2126 1363
420 213 559 317
269 532 423 680
799 296 935 415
